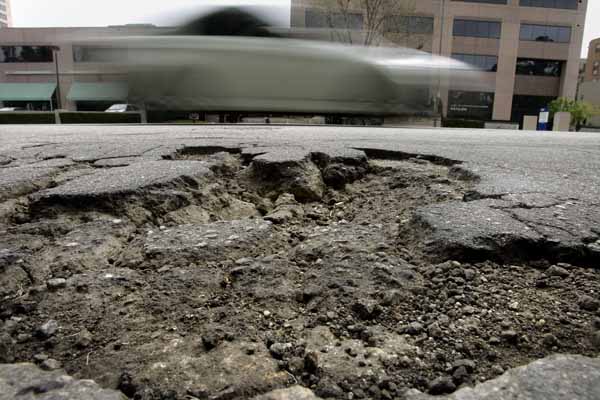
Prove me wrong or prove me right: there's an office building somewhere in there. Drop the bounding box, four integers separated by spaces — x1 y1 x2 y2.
292 0 588 124
0 0 12 27
0 26 163 111
582 37 600 82
578 37 600 127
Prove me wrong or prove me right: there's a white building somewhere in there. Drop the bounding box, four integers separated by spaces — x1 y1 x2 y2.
0 0 12 28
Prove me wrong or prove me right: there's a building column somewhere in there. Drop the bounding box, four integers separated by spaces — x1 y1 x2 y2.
492 12 519 121
433 0 454 117
560 5 587 99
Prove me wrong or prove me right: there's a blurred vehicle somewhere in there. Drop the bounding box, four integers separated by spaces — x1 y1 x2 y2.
105 104 140 113
73 9 488 118
0 107 26 112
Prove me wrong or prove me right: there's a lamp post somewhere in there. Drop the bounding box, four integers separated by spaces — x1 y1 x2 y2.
434 0 446 127
50 46 61 110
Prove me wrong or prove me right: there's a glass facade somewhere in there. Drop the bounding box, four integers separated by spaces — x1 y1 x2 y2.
516 58 562 77
452 53 498 71
520 24 571 43
511 95 556 124
384 16 434 34
520 0 578 10
448 91 495 120
73 46 128 63
0 46 54 63
453 19 501 39
305 9 363 30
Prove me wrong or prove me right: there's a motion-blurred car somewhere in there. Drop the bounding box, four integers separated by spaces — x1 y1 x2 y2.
0 107 26 112
105 104 141 113
73 9 487 118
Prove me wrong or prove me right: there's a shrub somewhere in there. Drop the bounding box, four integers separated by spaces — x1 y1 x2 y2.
59 112 141 124
0 112 55 124
442 118 485 129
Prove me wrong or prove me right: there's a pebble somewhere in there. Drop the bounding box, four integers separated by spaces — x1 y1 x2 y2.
428 376 456 395
546 265 570 278
463 306 476 315
46 278 67 290
491 364 505 375
452 366 470 384
406 322 424 335
464 269 476 281
76 329 93 348
542 333 559 348
36 320 58 339
40 358 62 371
536 319 546 327
452 359 476 373
304 352 319 373
508 301 519 311
33 353 49 363
427 323 443 338
578 295 600 312
500 330 518 344
263 310 271 317
269 342 293 359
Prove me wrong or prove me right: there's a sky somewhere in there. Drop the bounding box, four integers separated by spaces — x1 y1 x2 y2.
8 0 600 58
10 0 291 28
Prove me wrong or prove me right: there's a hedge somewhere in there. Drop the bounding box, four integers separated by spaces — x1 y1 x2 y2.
0 112 55 124
442 118 485 129
59 112 141 124
0 112 141 124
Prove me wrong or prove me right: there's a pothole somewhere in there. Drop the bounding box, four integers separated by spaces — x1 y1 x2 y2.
1 146 599 400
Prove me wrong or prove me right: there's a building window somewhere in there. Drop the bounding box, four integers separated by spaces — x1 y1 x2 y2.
516 58 562 77
0 46 54 63
73 46 128 63
384 16 434 34
511 95 556 124
452 53 498 71
451 0 507 4
519 0 578 10
448 90 495 120
305 9 363 30
520 24 571 43
453 19 501 39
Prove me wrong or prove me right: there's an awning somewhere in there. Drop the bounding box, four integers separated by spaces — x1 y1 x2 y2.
67 82 128 102
0 83 57 101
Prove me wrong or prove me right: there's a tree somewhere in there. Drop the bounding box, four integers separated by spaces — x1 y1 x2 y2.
320 0 417 46
549 98 600 129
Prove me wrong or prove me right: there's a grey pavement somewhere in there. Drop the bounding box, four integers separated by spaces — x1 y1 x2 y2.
2 124 600 264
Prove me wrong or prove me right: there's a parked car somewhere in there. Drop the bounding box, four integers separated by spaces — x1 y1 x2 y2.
105 104 140 113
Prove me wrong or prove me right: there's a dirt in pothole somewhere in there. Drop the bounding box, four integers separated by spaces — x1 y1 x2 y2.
1 152 600 400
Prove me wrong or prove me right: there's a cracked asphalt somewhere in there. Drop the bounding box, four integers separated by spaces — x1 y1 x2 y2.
2 124 600 264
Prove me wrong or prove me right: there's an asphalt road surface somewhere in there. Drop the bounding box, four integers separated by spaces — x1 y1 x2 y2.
2 124 600 400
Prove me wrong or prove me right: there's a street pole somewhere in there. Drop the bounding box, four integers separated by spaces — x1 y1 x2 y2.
434 0 446 127
52 46 62 110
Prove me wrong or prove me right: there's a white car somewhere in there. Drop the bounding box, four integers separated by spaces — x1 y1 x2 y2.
77 9 487 117
105 104 140 113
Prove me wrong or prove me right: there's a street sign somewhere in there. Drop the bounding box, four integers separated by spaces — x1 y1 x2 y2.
538 108 549 131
